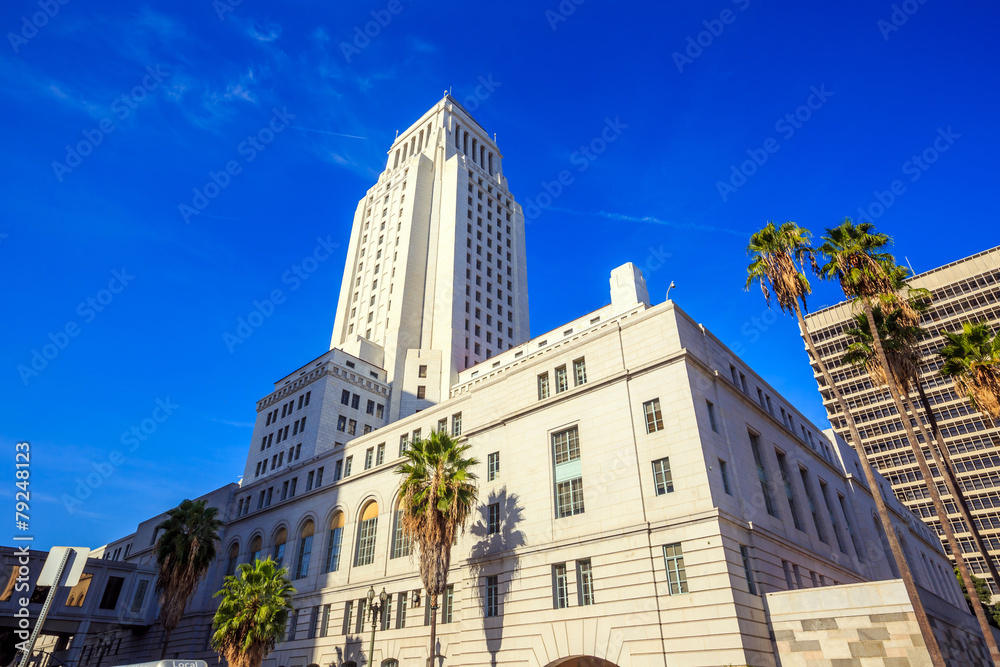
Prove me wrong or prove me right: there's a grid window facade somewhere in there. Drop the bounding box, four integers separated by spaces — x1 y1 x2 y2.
577 559 594 606
663 543 688 594
556 478 585 517
355 517 377 566
552 563 568 608
652 457 674 495
643 398 664 433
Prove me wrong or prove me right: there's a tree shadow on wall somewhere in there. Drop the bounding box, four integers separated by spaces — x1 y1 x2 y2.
468 487 526 667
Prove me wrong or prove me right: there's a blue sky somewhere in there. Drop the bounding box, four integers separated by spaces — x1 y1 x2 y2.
2 0 998 549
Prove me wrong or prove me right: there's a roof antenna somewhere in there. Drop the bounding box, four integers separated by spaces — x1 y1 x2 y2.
395 129 399 139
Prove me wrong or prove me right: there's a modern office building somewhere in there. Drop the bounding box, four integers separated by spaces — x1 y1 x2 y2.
803 246 1000 592
4 98 990 667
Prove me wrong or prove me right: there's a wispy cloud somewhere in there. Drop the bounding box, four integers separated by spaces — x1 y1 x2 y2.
546 207 748 237
289 126 367 140
211 418 255 428
247 21 282 43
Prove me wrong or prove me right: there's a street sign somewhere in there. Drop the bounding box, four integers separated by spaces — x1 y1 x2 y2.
36 546 90 587
113 661 209 667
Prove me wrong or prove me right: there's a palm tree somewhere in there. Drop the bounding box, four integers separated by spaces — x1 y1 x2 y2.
844 306 1000 655
819 218 999 663
396 431 478 667
745 220 945 663
939 321 1000 424
211 558 295 667
154 498 224 657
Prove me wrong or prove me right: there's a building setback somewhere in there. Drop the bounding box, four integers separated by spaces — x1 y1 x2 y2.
803 246 1000 593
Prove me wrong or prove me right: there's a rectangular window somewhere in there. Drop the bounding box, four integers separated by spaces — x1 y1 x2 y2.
706 401 718 433
488 503 500 534
396 592 408 629
376 443 385 466
344 456 353 477
316 467 323 487
321 603 331 637
418 364 427 377
555 365 569 393
348 419 357 435
749 432 777 517
821 481 847 553
740 545 757 595
399 434 409 456
392 509 412 559
553 426 581 464
485 576 498 617
552 563 568 609
341 389 350 405
365 447 374 470
800 467 826 543
573 358 587 386
334 459 343 481
355 516 378 566
355 598 366 634
538 373 550 399
739 372 749 394
326 526 344 572
99 576 125 610
452 412 463 437
367 399 375 415
663 543 688 595
556 479 585 518
306 471 314 492
352 394 360 409
577 559 594 606
643 399 664 433
337 416 346 432
652 457 674 495
438 418 448 433
443 584 455 623
487 452 500 481
417 385 426 399
776 451 803 531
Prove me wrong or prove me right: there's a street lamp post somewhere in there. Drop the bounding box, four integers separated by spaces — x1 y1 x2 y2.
367 586 388 666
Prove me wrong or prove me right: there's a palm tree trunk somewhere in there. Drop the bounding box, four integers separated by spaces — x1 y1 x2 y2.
859 298 998 663
899 389 1000 662
427 592 438 667
795 303 946 664
159 626 171 659
915 381 1000 589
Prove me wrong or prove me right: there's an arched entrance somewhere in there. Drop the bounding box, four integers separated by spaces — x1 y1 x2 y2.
546 657 619 667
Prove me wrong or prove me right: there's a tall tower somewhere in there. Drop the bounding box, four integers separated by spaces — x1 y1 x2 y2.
330 95 530 420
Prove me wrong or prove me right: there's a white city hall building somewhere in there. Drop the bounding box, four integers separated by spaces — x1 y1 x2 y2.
6 96 993 667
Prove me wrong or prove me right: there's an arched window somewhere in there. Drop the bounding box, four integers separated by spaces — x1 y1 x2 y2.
381 660 399 667
326 512 345 572
273 528 287 567
295 520 314 579
248 536 262 564
355 501 379 566
390 502 411 559
225 543 239 576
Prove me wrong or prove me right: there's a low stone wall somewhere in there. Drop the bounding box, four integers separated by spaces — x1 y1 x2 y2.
763 579 990 666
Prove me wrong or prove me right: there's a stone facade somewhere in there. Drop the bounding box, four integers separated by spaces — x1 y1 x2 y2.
766 579 995 666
